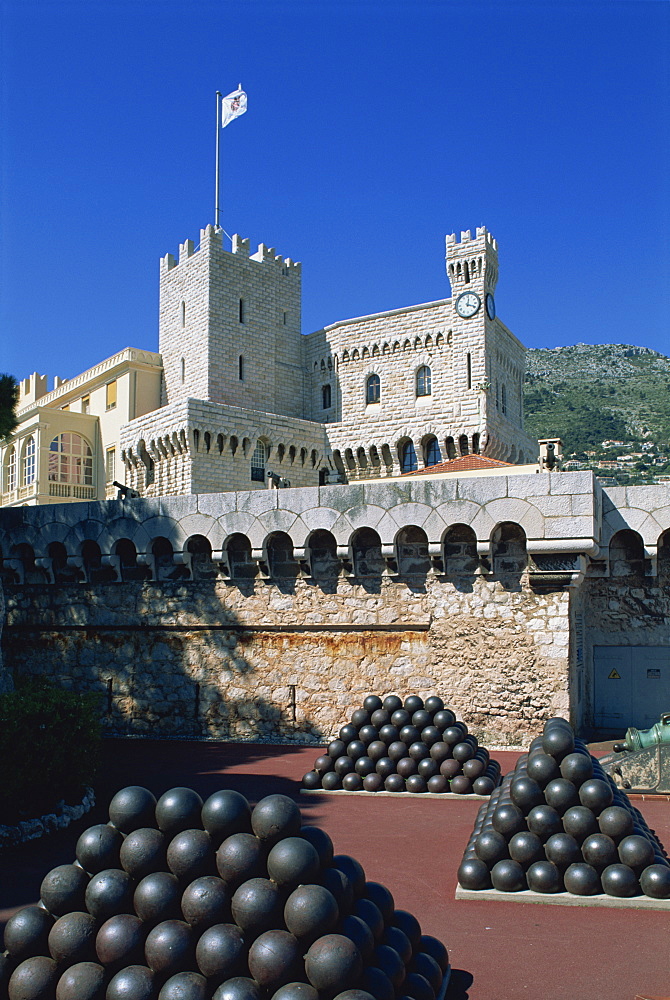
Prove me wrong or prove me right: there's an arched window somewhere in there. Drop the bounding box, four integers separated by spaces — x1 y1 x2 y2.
400 441 417 473
251 440 267 482
424 436 441 467
48 433 93 485
22 437 36 486
5 446 16 492
416 365 432 397
366 374 380 404
322 384 332 409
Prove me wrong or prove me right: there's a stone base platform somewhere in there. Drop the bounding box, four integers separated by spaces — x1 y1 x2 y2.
455 883 670 910
301 788 492 799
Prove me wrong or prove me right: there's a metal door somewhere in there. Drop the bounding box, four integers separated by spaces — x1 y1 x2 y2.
594 646 670 730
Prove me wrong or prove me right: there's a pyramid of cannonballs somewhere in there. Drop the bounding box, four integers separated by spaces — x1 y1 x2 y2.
458 717 670 900
302 694 501 795
3 785 450 1000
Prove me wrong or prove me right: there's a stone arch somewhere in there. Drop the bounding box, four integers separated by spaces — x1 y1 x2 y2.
395 525 430 577
266 531 299 579
458 434 469 456
351 527 384 578
443 524 478 577
609 528 645 577
225 533 257 580
445 436 457 460
187 534 216 579
307 529 339 579
491 522 527 577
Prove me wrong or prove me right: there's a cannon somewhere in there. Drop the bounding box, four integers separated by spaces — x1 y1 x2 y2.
601 712 670 794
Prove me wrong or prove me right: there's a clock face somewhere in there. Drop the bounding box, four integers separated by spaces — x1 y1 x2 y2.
456 291 481 318
486 293 496 320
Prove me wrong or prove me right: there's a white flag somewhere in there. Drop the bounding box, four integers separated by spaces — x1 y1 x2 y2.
221 87 247 128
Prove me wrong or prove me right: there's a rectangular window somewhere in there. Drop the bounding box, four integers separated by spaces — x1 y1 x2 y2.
61 404 69 411
106 380 117 410
106 448 116 483
81 395 90 414
467 353 472 390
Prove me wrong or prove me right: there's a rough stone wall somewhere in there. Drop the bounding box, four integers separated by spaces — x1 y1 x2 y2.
3 573 571 745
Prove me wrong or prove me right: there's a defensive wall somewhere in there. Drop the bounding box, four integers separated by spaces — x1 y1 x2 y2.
1 473 669 744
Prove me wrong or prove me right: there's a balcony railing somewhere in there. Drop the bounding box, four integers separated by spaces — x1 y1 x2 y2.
48 482 96 499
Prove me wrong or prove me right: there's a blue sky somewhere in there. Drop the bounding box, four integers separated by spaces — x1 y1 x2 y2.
1 0 668 387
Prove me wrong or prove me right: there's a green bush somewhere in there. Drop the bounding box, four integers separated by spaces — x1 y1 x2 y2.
0 679 102 825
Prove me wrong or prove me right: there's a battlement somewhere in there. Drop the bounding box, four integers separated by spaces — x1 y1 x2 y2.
160 225 301 274
446 227 498 251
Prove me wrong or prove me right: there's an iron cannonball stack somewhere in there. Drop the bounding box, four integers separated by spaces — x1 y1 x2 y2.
302 695 501 796
457 718 670 901
2 785 451 1000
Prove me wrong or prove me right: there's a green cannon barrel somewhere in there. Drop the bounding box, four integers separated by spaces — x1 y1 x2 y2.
619 712 670 752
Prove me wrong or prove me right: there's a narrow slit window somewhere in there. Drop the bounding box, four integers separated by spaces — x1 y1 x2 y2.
181 358 186 383
239 298 245 323
466 354 472 390
366 374 380 404
181 301 186 327
322 384 331 409
239 355 244 381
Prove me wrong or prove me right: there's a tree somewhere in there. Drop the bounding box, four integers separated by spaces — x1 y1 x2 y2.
0 374 18 442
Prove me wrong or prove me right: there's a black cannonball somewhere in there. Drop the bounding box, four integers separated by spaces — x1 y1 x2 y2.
598 806 634 842
474 830 509 865
403 971 435 1000
406 774 428 794
420 727 442 748
373 944 405 991
491 859 526 892
328 740 347 759
55 961 106 1000
352 898 384 942
339 724 358 743
390 910 421 950
300 826 334 868
526 860 563 894
347 741 367 762
457 858 491 890
144 920 192 977
134 872 181 924
120 828 167 879
84 869 134 922
156 788 203 837
419 935 448 973
544 833 581 869
397 758 418 779
351 709 370 728
332 855 366 898
216 833 266 887
399 726 422 746
578 779 613 813
492 803 525 837
4 906 53 961
332 991 375 1000
383 925 412 965
364 696 383 713
424 697 444 715
181 876 231 930
529 736 545 753
195 923 246 980
251 795 301 845
462 758 485 779
618 835 655 873
600 864 639 898
581 834 619 870
359 966 395 1000
510 776 544 813
95 914 145 970
376 758 396 779
442 727 463 748
417 759 439 781
201 790 251 841
563 862 601 895
76 825 124 875
472 776 496 796
314 756 334 776
404 695 424 714
452 742 474 763
544 779 580 815
562 805 599 842
432 710 456 729
302 772 322 790
450 775 472 795
284 885 339 943
249 930 302 990
355 757 376 777
214 978 263 1000
527 805 563 841
158 971 208 1000
268 837 321 888
363 773 384 792
322 772 343 791
305 934 363 995
342 773 364 792
334 756 355 777
371 711 391 729
411 710 431 730
166 829 215 883
408 742 430 762
508 831 544 867
106 965 155 1000
429 743 451 765
367 742 388 762
231 878 282 937
8 956 59 1000
109 786 157 834
640 864 670 899
271 984 319 1000
387 742 406 763
525 753 560 789
48 912 97 966
542 727 575 761
339 915 374 962
40 865 89 917
559 752 593 786
321 867 355 913
410 952 442 994
390 710 410 729
384 773 405 792
359 726 379 746
363 882 394 923
377 725 399 744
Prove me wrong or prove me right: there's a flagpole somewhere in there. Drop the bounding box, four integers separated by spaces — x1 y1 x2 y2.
215 91 222 230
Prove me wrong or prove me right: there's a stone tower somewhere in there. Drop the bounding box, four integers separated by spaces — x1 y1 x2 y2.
159 225 304 418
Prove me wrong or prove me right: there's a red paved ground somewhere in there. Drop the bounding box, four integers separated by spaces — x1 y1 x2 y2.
2 740 669 1000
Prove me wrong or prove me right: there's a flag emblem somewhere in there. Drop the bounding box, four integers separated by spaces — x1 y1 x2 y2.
221 87 247 128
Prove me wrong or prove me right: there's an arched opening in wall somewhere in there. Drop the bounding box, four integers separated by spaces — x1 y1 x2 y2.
288 445 296 464
366 374 380 404
115 538 147 582
362 347 369 360
46 540 68 583
396 526 430 578
226 533 256 580
308 530 339 580
193 430 200 452
436 333 444 347
344 448 356 471
277 443 285 463
382 343 389 355
352 349 360 361
204 432 211 453
342 350 350 362
472 433 480 455
392 342 400 354
423 436 441 467
187 535 215 579
399 440 417 474
322 384 331 409
372 344 379 357
425 334 433 349
242 438 251 457
443 524 478 579
300 447 307 466
508 445 517 464
416 365 432 397
657 530 670 582
381 443 393 471
217 434 225 454
369 445 381 471
318 468 328 485
152 536 175 580
333 450 345 476
414 337 422 350
82 539 112 584
445 437 457 460
356 447 368 470
267 531 299 580
464 261 470 283
12 542 39 583
230 436 239 456
492 522 527 581
403 339 411 352
251 440 267 483
518 451 525 464
311 449 318 468
609 529 646 577
458 434 469 456
351 527 384 579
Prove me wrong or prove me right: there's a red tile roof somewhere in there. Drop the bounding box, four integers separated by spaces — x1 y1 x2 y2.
401 454 515 476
